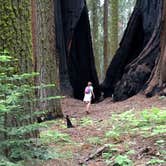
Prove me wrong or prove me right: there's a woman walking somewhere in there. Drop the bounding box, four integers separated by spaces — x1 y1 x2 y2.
83 82 95 114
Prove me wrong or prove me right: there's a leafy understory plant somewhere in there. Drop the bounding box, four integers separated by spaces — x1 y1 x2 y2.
104 108 166 164
102 144 119 164
105 130 120 141
146 158 165 165
0 50 61 164
105 154 133 166
105 108 166 139
40 130 72 144
79 117 93 126
87 136 102 145
113 155 133 166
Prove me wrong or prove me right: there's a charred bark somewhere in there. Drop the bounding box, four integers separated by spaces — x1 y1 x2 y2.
145 0 166 97
55 0 101 100
102 0 164 101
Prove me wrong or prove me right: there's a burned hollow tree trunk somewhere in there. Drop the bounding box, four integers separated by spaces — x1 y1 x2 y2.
55 0 101 100
145 0 166 96
102 0 165 101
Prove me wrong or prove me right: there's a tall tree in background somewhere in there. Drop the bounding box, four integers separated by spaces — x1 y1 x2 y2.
87 0 135 81
119 0 136 41
110 0 119 60
31 0 62 117
91 0 101 79
103 0 109 74
87 0 105 81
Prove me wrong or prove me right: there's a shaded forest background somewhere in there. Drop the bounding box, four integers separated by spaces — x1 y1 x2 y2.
87 0 135 81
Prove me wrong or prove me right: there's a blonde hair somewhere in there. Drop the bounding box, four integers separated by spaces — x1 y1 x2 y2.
88 82 92 86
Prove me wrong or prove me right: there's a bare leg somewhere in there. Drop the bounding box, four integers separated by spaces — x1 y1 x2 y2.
86 102 91 114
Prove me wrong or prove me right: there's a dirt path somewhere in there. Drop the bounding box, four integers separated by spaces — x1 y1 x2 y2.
62 94 166 120
45 94 166 166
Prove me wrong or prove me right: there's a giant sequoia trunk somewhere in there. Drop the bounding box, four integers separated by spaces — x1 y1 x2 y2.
102 0 166 101
31 0 63 117
0 0 63 143
0 1 37 153
55 0 101 100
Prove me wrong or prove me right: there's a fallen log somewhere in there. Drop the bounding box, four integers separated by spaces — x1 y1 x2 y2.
79 145 109 164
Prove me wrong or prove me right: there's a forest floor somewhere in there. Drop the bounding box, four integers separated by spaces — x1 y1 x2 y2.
41 94 166 166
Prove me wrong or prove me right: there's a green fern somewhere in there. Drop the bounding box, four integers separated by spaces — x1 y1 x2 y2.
0 51 61 164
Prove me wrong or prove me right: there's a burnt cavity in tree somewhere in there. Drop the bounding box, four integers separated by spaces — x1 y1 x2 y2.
102 0 165 101
55 0 101 100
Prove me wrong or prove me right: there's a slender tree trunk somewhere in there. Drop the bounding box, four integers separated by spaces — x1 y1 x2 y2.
92 0 101 79
110 0 119 60
31 0 63 117
103 0 109 74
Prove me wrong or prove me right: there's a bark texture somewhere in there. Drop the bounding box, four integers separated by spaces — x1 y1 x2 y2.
110 0 119 60
0 0 36 147
102 0 164 101
145 0 166 96
31 0 62 117
0 0 32 72
55 0 101 100
92 0 101 79
103 0 109 74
